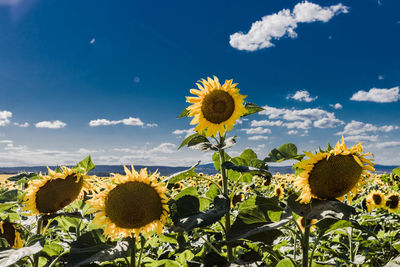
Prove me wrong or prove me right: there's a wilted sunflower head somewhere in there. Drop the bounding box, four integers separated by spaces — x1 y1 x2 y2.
24 166 91 215
294 137 375 204
0 221 23 248
186 76 247 137
385 193 400 213
88 165 169 240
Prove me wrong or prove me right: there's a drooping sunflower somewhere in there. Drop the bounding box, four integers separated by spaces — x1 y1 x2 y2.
366 190 385 212
385 192 400 213
24 166 91 215
0 221 23 248
186 76 247 137
294 137 375 204
88 165 169 239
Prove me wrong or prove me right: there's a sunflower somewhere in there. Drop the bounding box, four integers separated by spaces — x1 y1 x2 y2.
294 137 375 204
24 166 91 215
296 217 317 233
274 185 284 200
186 76 247 137
366 190 385 212
0 221 23 248
88 165 169 240
385 193 400 213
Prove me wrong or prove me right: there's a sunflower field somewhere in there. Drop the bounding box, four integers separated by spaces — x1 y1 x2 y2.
1 76 400 267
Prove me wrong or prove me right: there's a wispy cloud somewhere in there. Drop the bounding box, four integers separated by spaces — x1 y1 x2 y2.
35 120 66 129
248 135 269 141
343 135 379 142
336 120 399 136
229 1 348 51
0 110 12 126
287 130 298 135
329 103 343 110
374 141 400 149
286 90 318 102
172 128 195 137
350 86 400 103
250 120 283 127
240 127 271 135
14 122 29 127
89 117 157 128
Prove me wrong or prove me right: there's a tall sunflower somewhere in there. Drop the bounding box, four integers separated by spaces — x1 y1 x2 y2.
385 192 400 213
0 221 23 248
88 165 169 240
24 166 91 215
186 76 247 137
294 137 375 204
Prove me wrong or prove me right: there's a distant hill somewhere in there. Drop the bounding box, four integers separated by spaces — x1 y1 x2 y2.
0 163 396 176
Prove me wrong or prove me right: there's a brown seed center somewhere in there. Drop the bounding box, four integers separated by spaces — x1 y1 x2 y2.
105 181 163 229
0 222 16 247
201 90 235 124
35 175 83 214
387 195 399 209
372 194 382 205
308 155 363 199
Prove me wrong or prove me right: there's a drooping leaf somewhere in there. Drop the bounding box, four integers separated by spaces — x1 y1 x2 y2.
164 161 200 184
287 194 356 220
74 156 95 173
222 161 271 177
171 195 230 232
178 133 198 150
218 136 236 150
392 167 400 177
6 172 37 182
68 239 130 267
0 241 44 267
240 149 258 165
187 136 216 151
265 143 304 162
0 190 22 204
315 217 377 239
241 102 264 117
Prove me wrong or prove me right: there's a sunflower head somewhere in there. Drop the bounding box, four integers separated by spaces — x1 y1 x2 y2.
24 166 91 215
0 221 23 248
274 185 284 200
385 193 400 213
294 137 375 204
296 217 318 233
88 165 169 240
186 76 247 137
366 190 385 212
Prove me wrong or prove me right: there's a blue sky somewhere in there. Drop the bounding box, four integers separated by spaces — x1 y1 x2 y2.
0 0 399 166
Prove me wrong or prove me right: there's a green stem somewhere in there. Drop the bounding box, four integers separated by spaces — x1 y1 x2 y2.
309 235 321 267
200 236 222 256
33 216 44 267
302 219 310 267
294 232 297 262
137 235 146 267
219 134 233 262
131 236 136 267
348 227 353 266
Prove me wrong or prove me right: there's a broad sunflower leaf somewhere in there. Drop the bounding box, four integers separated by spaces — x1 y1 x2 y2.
165 161 200 184
178 133 201 150
226 209 291 244
171 195 230 232
276 258 296 267
315 217 377 239
0 241 44 267
240 148 258 165
241 102 264 117
222 161 271 177
212 152 231 172
68 239 129 267
392 166 400 177
217 136 236 150
264 143 304 162
74 155 95 173
6 172 37 182
177 108 190 118
287 194 356 220
0 190 22 204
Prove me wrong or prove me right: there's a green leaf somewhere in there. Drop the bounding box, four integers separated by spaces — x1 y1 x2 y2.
0 241 43 266
165 161 200 184
177 108 190 118
240 149 258 165
392 166 400 177
222 161 271 177
176 250 195 265
74 156 95 173
287 194 356 220
147 259 181 267
238 196 282 224
6 172 37 182
172 195 230 232
175 186 198 200
276 258 296 267
205 184 219 200
178 133 199 149
315 217 377 239
265 143 304 162
0 190 21 204
212 152 231 172
241 102 264 117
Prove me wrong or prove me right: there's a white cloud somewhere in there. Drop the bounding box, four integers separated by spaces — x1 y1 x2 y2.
149 143 176 154
229 1 348 51
240 127 271 135
172 128 195 138
378 75 384 80
35 120 66 129
0 111 12 126
259 105 343 129
90 38 95 44
250 120 284 127
0 0 21 6
329 103 343 110
288 130 298 135
14 122 29 128
374 141 400 149
350 86 400 103
343 135 379 142
337 120 399 136
89 117 156 127
287 90 318 102
248 135 269 141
